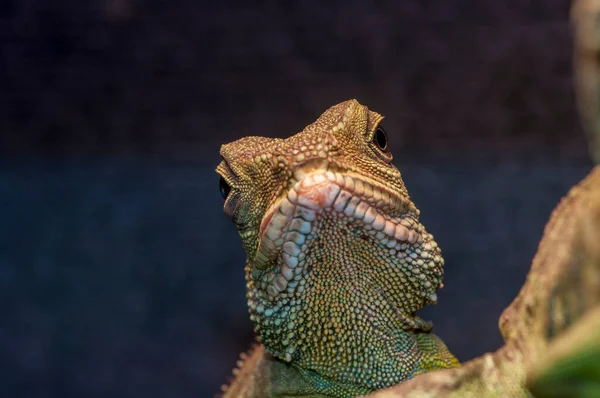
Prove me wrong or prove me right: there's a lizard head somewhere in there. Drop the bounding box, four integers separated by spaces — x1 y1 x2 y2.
216 99 445 364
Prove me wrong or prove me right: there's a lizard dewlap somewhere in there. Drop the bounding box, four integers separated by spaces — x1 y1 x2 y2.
216 99 458 397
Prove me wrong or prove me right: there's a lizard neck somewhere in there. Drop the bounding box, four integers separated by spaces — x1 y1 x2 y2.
244 215 459 392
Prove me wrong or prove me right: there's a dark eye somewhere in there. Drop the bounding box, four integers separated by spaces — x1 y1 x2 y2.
374 127 388 151
219 176 231 200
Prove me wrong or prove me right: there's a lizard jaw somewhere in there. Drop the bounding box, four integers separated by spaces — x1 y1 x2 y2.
253 169 436 301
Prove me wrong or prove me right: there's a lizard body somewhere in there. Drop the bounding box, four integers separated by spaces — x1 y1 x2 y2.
217 100 458 397
217 102 600 398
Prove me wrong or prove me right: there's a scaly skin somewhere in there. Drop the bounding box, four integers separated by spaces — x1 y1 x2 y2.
216 100 459 397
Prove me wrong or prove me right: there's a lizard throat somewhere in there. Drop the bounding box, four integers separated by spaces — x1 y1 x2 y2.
251 169 435 299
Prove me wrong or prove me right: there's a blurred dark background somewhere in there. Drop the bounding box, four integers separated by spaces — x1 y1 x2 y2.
0 0 595 397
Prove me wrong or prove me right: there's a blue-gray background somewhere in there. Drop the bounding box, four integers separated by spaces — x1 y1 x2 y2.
0 1 595 397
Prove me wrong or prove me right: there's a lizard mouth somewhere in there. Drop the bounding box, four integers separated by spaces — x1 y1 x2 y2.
254 167 424 298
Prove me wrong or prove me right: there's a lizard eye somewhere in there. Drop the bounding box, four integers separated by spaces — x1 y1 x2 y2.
373 126 388 151
219 176 231 200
